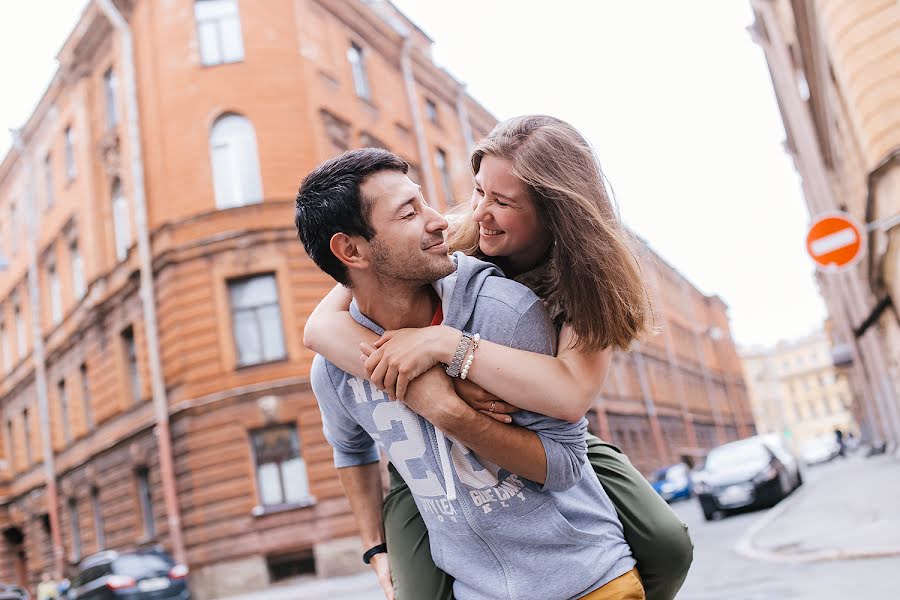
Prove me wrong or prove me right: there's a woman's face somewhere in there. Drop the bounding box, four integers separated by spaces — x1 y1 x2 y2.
471 154 552 272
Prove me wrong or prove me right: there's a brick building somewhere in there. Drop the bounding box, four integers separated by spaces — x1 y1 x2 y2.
751 0 900 447
0 1 751 597
599 247 755 475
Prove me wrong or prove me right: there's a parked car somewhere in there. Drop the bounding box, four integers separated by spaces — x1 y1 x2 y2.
692 434 802 521
70 548 189 600
651 463 692 502
0 584 30 600
800 434 841 466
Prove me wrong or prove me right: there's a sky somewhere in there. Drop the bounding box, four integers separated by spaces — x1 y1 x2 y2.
0 1 828 348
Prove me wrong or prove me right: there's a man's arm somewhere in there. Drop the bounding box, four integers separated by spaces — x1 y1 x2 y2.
403 367 548 484
337 463 393 600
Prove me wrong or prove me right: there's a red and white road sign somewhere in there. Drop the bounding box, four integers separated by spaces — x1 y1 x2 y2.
805 212 865 271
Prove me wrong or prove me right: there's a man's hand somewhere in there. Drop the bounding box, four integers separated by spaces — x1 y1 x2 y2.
370 553 394 600
399 367 460 425
453 378 517 423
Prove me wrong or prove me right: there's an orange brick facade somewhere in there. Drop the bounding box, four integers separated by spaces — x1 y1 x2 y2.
0 1 752 597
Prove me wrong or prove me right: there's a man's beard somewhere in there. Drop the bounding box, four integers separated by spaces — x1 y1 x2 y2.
370 237 455 285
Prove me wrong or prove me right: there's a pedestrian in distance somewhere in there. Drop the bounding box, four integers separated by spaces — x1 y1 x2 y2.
304 116 694 599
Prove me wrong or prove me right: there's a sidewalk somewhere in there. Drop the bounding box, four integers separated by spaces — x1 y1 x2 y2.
214 572 382 600
737 453 900 562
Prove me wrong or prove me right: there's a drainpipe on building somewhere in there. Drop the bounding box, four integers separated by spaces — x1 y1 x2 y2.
400 38 440 208
96 0 186 565
11 130 65 579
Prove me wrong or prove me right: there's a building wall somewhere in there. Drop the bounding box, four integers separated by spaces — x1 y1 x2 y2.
1 0 752 597
751 0 900 446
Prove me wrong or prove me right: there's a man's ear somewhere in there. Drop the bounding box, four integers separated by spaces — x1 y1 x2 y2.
330 232 371 273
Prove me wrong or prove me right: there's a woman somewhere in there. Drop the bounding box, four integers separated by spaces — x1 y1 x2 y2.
304 115 692 600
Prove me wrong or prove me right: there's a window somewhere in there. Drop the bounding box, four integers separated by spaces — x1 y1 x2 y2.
64 126 76 180
121 326 141 403
251 424 310 507
71 242 86 300
228 274 286 366
80 363 93 429
195 0 244 66
14 302 26 358
91 487 105 550
435 148 454 205
103 68 119 129
58 379 71 444
68 498 82 562
9 202 17 254
112 179 131 261
23 408 32 465
44 154 55 209
209 114 263 209
425 99 439 124
136 468 155 537
5 420 14 472
48 263 62 324
347 42 370 100
0 321 9 373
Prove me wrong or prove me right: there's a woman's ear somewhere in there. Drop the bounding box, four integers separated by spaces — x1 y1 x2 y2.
330 232 371 273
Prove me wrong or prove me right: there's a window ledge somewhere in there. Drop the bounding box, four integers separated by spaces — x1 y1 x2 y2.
251 497 317 517
236 356 289 371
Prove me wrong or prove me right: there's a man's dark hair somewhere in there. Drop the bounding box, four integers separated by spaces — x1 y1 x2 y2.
295 148 409 285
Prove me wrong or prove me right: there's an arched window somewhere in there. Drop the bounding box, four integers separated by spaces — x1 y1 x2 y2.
209 114 263 209
112 179 131 261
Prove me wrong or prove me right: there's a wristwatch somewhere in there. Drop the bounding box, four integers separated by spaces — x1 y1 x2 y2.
363 543 388 564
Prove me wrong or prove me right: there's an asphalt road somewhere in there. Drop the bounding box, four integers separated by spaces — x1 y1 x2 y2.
673 459 900 600
222 459 899 600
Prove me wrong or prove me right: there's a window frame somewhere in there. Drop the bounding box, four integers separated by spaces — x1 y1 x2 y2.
103 68 119 130
135 467 156 538
64 126 77 180
347 42 371 100
195 0 245 67
209 114 263 209
227 273 287 367
121 326 141 403
249 423 314 513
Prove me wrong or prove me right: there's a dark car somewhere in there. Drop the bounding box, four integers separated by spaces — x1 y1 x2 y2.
70 549 189 600
692 434 803 521
0 584 30 600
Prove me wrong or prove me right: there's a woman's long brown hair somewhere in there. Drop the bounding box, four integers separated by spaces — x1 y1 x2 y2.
448 115 653 352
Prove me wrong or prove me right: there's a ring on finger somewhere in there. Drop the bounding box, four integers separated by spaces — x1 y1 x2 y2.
489 401 496 413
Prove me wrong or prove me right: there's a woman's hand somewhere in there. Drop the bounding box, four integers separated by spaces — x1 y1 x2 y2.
453 378 517 423
361 326 458 401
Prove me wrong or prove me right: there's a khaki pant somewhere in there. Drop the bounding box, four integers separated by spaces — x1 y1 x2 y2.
383 434 693 600
579 568 645 600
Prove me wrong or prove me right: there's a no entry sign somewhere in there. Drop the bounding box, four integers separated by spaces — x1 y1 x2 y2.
805 212 865 272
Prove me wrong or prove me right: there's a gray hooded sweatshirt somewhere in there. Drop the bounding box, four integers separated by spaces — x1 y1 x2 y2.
311 253 634 600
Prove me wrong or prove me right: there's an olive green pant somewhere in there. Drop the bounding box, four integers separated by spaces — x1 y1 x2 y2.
382 434 693 600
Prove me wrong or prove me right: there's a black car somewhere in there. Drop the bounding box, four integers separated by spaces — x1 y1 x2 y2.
70 549 190 600
692 434 803 521
0 584 30 600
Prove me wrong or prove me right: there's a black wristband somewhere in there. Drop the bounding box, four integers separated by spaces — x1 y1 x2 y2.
363 543 388 564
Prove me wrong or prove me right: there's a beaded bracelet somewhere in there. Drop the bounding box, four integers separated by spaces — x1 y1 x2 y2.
460 333 481 380
445 331 474 377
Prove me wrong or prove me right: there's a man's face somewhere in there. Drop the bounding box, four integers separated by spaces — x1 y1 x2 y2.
360 170 455 284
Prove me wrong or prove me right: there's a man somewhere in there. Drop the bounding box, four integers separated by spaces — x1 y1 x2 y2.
295 149 642 600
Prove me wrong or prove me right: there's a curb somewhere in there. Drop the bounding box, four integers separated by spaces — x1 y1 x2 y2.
734 471 900 564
